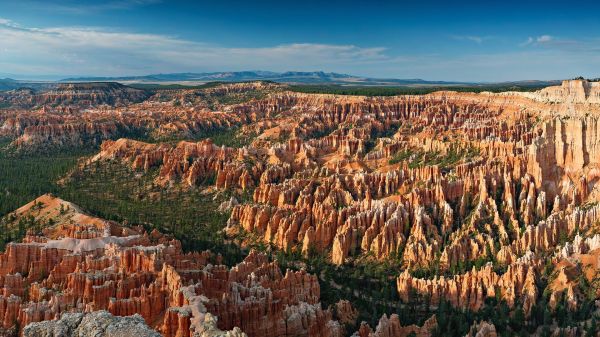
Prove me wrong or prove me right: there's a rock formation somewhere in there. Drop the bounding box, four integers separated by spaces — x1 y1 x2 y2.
4 79 600 335
334 300 358 327
522 79 600 104
24 311 161 337
355 314 437 337
396 256 540 314
464 321 497 337
0 82 149 109
0 82 274 149
0 195 341 337
73 80 600 323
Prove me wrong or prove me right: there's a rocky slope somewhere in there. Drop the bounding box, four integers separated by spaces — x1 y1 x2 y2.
522 79 600 104
354 315 437 337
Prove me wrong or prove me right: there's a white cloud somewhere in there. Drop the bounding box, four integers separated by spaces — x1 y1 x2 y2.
519 34 600 55
521 35 555 46
520 37 534 47
451 35 491 44
536 35 553 43
0 18 19 28
0 18 389 76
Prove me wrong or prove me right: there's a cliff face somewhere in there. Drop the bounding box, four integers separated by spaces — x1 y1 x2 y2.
0 81 289 150
0 195 341 337
397 255 540 313
0 104 250 149
91 138 246 188
523 79 600 104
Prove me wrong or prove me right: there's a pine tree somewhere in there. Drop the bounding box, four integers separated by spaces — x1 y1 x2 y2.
586 316 597 337
510 307 525 332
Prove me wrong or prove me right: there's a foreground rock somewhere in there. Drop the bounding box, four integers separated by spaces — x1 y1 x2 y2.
24 311 161 337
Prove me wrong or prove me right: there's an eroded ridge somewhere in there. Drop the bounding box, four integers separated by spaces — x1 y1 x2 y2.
0 82 278 149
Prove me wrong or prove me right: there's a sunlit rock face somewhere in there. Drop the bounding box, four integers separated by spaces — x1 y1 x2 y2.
0 195 341 337
0 82 150 110
355 314 437 337
523 79 600 104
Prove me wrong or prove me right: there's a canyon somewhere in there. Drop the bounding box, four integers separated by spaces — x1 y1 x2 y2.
0 79 599 336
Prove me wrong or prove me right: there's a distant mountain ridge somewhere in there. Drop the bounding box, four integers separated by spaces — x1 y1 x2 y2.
0 72 563 92
61 71 377 84
0 78 56 91
0 78 19 91
60 71 563 87
59 71 487 86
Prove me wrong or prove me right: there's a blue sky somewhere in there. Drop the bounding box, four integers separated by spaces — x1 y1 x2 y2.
1 0 599 81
